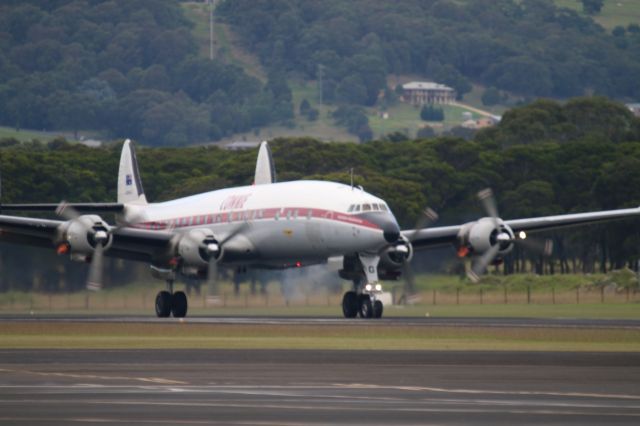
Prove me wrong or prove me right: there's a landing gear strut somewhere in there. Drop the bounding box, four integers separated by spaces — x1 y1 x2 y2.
341 253 384 319
155 280 188 318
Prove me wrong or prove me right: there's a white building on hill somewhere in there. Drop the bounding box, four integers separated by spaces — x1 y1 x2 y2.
402 81 456 105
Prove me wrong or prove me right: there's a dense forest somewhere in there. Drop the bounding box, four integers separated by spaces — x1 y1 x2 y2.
0 0 293 145
217 0 640 104
2 97 640 292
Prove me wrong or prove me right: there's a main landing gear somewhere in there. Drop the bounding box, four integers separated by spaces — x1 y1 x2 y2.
342 253 384 319
155 280 188 318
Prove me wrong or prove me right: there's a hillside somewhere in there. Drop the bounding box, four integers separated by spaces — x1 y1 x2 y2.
0 0 293 146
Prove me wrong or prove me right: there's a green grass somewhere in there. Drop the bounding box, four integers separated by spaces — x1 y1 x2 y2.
0 126 70 142
555 0 640 30
1 321 639 351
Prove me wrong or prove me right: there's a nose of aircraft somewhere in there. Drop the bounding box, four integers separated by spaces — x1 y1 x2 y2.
377 216 401 243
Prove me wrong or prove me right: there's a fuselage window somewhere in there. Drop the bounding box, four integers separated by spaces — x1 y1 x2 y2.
275 211 280 220
306 209 312 219
286 210 292 220
294 209 299 219
363 203 371 212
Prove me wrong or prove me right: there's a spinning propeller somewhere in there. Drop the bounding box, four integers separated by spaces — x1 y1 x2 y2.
399 207 439 303
467 189 553 282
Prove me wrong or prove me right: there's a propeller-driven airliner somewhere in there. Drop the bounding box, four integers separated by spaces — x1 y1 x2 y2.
1 140 639 319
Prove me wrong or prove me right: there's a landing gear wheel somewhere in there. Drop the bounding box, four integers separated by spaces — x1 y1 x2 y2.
373 300 383 319
358 295 373 319
342 291 358 318
171 291 188 318
155 291 172 318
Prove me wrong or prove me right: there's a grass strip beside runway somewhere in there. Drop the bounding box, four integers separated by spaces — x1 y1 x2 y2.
1 321 639 351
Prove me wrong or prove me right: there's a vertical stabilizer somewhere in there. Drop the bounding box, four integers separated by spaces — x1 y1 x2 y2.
254 141 277 185
118 139 148 205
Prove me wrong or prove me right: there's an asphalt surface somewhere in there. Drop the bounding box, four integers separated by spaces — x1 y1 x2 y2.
2 314 640 329
1 349 639 425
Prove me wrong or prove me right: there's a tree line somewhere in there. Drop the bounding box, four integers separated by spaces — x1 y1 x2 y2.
0 0 293 146
1 97 640 292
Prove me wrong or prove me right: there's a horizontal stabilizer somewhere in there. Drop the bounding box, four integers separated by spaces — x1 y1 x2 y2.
0 202 124 213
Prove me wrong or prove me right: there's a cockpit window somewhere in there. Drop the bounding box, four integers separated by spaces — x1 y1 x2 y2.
348 204 355 212
372 203 380 211
362 203 371 211
380 204 389 212
354 204 361 212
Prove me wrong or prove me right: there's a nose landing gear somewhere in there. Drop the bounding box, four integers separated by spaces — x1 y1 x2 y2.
341 253 384 319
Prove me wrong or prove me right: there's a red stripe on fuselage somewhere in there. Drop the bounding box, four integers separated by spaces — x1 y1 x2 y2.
133 207 382 231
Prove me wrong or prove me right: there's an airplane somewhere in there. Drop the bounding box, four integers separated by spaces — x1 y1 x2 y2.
1 139 639 319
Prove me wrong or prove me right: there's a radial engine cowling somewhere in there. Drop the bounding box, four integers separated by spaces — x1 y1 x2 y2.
457 217 515 259
177 229 220 267
378 236 413 271
59 215 112 256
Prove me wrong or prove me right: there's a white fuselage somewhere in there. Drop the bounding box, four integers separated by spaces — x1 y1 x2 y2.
125 180 400 267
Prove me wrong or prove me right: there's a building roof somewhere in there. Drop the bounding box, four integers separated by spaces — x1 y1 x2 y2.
402 81 454 91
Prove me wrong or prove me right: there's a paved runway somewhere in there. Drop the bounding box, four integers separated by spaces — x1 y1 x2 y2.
1 349 639 425
2 314 640 330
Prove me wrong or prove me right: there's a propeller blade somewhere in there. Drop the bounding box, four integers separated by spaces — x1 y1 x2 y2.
86 242 104 291
407 207 438 242
467 243 501 283
477 188 500 228
517 236 554 257
206 256 220 305
218 221 250 246
55 201 80 221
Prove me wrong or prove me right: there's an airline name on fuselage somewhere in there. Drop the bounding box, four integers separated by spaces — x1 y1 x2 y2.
220 194 251 211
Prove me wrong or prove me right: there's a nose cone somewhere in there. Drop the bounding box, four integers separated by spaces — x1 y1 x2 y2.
377 217 401 243
383 226 400 243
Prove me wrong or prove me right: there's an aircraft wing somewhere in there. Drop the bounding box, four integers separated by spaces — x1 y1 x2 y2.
0 215 173 263
404 207 640 250
0 203 124 213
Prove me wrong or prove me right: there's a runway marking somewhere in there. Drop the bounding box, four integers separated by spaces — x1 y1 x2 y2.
335 383 640 401
0 368 187 385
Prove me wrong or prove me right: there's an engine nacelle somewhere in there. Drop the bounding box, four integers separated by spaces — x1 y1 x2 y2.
457 217 514 259
58 215 112 258
378 236 413 271
177 229 220 267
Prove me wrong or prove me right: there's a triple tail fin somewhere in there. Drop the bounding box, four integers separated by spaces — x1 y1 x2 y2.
253 141 276 185
118 139 147 205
